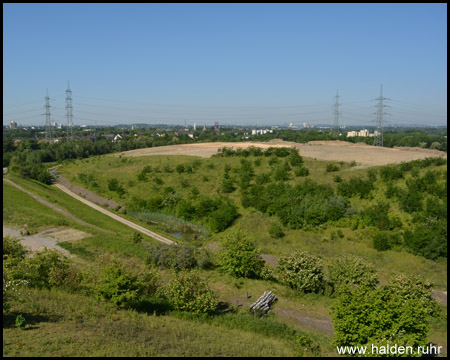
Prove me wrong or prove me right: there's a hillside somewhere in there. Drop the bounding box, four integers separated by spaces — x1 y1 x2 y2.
3 143 447 357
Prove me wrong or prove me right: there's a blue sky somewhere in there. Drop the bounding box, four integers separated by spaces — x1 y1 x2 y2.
3 3 447 127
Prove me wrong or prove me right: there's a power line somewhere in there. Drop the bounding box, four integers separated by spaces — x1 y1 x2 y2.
66 81 73 140
373 85 391 146
333 90 341 137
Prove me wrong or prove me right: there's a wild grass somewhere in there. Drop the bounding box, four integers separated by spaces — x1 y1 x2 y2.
3 287 321 357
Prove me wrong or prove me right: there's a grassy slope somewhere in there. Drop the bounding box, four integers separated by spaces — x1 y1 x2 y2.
58 153 447 288
3 175 335 356
3 288 308 357
3 150 447 356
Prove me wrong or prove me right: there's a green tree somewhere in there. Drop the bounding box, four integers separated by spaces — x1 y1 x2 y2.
96 261 141 308
160 270 217 314
219 231 264 278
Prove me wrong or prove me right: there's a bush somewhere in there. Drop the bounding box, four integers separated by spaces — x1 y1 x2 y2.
160 270 217 314
379 165 404 182
372 230 392 251
3 235 28 265
195 248 215 270
277 251 325 293
207 198 239 233
268 222 284 239
326 163 340 172
11 248 72 289
146 243 197 270
219 231 265 278
131 232 143 244
294 166 309 177
221 178 236 193
96 261 141 308
327 255 378 293
403 220 447 260
387 274 439 317
175 164 185 173
331 282 433 352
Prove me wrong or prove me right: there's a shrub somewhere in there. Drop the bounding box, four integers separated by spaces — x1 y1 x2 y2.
327 194 348 221
219 231 265 278
379 165 404 182
387 274 439 317
221 178 236 193
195 248 215 270
131 232 143 244
326 163 340 172
146 243 197 270
331 284 431 352
372 230 392 251
108 178 120 191
175 164 185 173
96 261 140 308
269 222 284 239
12 248 72 289
327 255 378 293
294 166 309 177
277 251 325 293
337 177 374 199
403 220 447 260
15 314 26 330
3 235 28 264
160 270 217 314
207 199 239 233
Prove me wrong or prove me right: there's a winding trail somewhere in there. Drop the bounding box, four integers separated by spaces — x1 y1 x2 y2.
53 183 175 245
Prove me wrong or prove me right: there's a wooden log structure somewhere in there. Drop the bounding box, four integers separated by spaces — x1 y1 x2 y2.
250 290 277 316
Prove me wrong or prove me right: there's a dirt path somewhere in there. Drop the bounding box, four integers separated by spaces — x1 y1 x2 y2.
53 183 175 245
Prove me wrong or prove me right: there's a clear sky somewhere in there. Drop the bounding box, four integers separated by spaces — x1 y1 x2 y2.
3 3 447 127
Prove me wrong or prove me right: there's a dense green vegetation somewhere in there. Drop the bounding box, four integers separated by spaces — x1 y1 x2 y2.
3 128 447 357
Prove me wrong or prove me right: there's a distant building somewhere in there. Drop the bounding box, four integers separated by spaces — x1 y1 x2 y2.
347 129 375 138
252 129 273 136
10 121 17 129
113 134 123 142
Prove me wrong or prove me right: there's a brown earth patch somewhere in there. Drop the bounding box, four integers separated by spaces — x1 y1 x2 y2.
116 140 446 167
38 227 91 242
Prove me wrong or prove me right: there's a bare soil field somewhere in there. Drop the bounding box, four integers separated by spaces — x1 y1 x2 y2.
118 140 446 166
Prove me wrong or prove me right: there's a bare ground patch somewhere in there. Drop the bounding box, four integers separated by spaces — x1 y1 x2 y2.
3 226 74 257
37 227 91 242
116 140 446 166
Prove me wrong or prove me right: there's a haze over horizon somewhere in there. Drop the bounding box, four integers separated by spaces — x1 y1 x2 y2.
3 3 447 128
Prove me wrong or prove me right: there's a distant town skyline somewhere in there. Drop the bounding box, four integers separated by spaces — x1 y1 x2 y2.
3 3 447 127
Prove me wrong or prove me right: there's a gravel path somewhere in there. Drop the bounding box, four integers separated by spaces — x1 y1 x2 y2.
53 183 175 245
57 175 120 210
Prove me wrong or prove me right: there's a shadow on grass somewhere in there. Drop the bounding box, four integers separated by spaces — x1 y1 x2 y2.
132 296 173 316
3 311 63 329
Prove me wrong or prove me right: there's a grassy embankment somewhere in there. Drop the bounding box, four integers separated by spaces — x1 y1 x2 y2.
57 152 447 289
